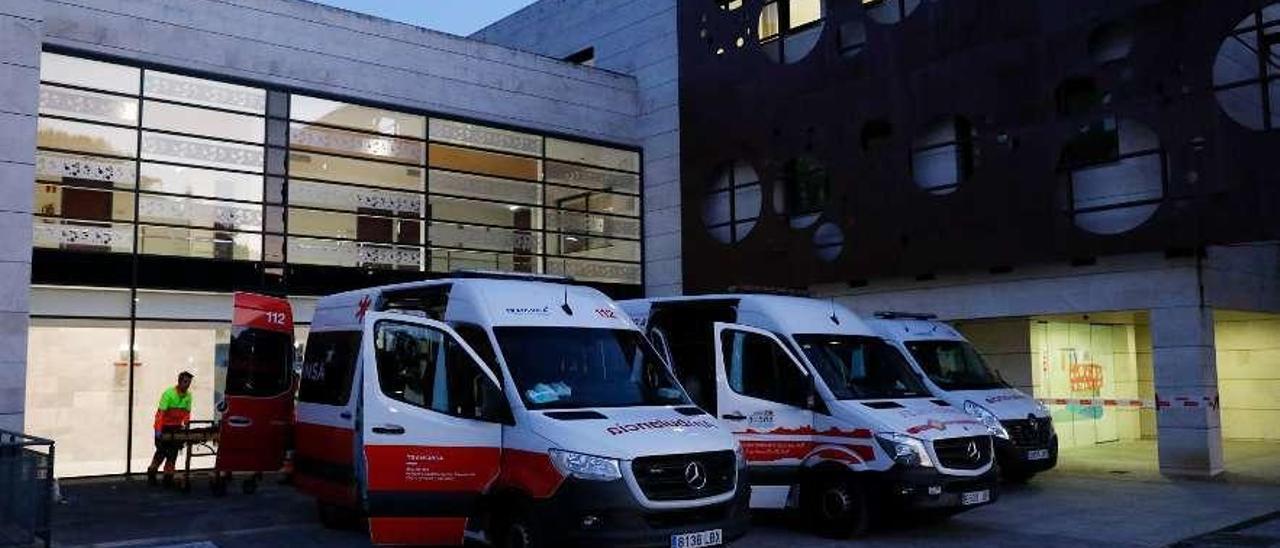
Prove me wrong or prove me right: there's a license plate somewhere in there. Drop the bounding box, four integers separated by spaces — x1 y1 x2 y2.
671 529 723 548
1027 449 1050 461
961 490 991 506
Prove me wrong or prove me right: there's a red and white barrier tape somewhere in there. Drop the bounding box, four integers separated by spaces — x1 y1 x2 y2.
1037 396 1220 410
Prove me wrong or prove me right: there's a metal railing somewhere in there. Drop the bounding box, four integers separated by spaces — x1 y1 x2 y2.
0 430 54 548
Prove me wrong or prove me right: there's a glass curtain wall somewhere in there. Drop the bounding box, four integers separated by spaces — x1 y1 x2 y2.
36 53 268 261
29 51 643 477
35 52 644 285
26 287 317 477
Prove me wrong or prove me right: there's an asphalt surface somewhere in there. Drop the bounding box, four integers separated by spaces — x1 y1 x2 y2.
44 469 1280 547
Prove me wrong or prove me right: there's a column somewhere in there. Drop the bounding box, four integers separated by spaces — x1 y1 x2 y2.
1150 306 1223 478
0 0 40 433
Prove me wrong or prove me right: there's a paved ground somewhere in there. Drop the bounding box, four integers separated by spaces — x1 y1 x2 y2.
1057 440 1280 485
42 469 1280 548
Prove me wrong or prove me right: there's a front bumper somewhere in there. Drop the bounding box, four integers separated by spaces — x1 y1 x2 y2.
874 465 1000 512
995 434 1059 475
529 473 751 548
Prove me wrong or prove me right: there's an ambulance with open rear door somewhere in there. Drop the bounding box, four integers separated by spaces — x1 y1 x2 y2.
620 295 999 537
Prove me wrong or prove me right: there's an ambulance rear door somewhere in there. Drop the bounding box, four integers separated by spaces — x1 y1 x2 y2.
359 311 509 546
217 292 295 473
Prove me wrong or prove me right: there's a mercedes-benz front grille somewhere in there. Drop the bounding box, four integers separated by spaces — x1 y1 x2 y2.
932 436 993 470
1002 417 1053 448
631 450 735 501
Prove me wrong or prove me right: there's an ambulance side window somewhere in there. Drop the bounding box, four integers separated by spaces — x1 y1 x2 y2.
721 330 809 408
298 331 361 405
374 321 506 423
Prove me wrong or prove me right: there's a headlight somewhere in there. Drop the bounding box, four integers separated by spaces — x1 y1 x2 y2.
964 400 1010 439
548 449 622 482
733 441 748 471
875 432 934 468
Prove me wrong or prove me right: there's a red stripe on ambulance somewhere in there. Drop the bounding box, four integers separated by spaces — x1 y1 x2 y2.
368 517 467 546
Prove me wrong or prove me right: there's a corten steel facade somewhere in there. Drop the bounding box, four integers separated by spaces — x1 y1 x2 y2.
677 0 1280 291
481 0 1280 480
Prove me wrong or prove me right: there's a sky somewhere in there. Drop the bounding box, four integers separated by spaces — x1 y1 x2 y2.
311 0 539 36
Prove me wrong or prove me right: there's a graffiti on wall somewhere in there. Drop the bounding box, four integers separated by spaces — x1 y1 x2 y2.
1063 348 1105 420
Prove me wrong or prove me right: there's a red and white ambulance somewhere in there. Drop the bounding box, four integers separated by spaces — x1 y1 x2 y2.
867 312 1057 483
292 274 749 547
620 295 998 537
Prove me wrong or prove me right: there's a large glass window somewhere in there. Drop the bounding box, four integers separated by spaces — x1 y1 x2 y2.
35 52 643 284
130 321 227 473
35 52 270 263
25 319 132 477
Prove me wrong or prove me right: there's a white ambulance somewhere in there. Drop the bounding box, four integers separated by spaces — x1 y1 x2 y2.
619 295 998 538
868 312 1057 483
293 274 749 547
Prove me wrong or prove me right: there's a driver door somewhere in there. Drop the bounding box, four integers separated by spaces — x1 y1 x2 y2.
360 312 508 546
713 322 815 481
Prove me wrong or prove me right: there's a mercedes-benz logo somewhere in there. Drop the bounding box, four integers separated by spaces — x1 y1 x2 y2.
966 440 982 462
684 461 708 490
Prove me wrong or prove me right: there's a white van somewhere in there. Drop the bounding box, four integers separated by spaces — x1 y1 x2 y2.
868 312 1057 482
293 274 749 547
620 295 998 538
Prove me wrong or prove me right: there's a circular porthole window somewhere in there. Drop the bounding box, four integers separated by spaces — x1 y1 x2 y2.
772 156 829 229
864 0 922 25
911 116 978 196
1059 117 1164 234
1214 6 1280 130
758 0 826 63
702 161 762 244
813 222 845 262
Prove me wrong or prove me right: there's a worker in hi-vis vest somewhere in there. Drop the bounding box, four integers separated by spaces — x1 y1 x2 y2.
147 371 194 487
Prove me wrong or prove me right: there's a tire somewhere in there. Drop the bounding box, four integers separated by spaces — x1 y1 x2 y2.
803 478 869 539
493 502 546 548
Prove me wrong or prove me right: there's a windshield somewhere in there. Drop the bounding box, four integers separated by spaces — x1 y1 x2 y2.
494 327 691 410
904 340 1005 391
793 334 930 400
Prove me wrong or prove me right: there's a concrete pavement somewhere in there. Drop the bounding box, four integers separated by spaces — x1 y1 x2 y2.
46 469 1280 547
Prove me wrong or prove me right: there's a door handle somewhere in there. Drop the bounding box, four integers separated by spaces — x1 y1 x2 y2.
722 413 747 421
339 412 353 420
227 416 253 428
372 424 405 435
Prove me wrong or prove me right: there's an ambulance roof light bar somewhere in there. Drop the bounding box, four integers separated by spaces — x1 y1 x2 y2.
874 311 939 320
450 269 576 284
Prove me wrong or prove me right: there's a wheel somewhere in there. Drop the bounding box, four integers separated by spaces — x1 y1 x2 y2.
803 479 869 539
493 502 545 548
